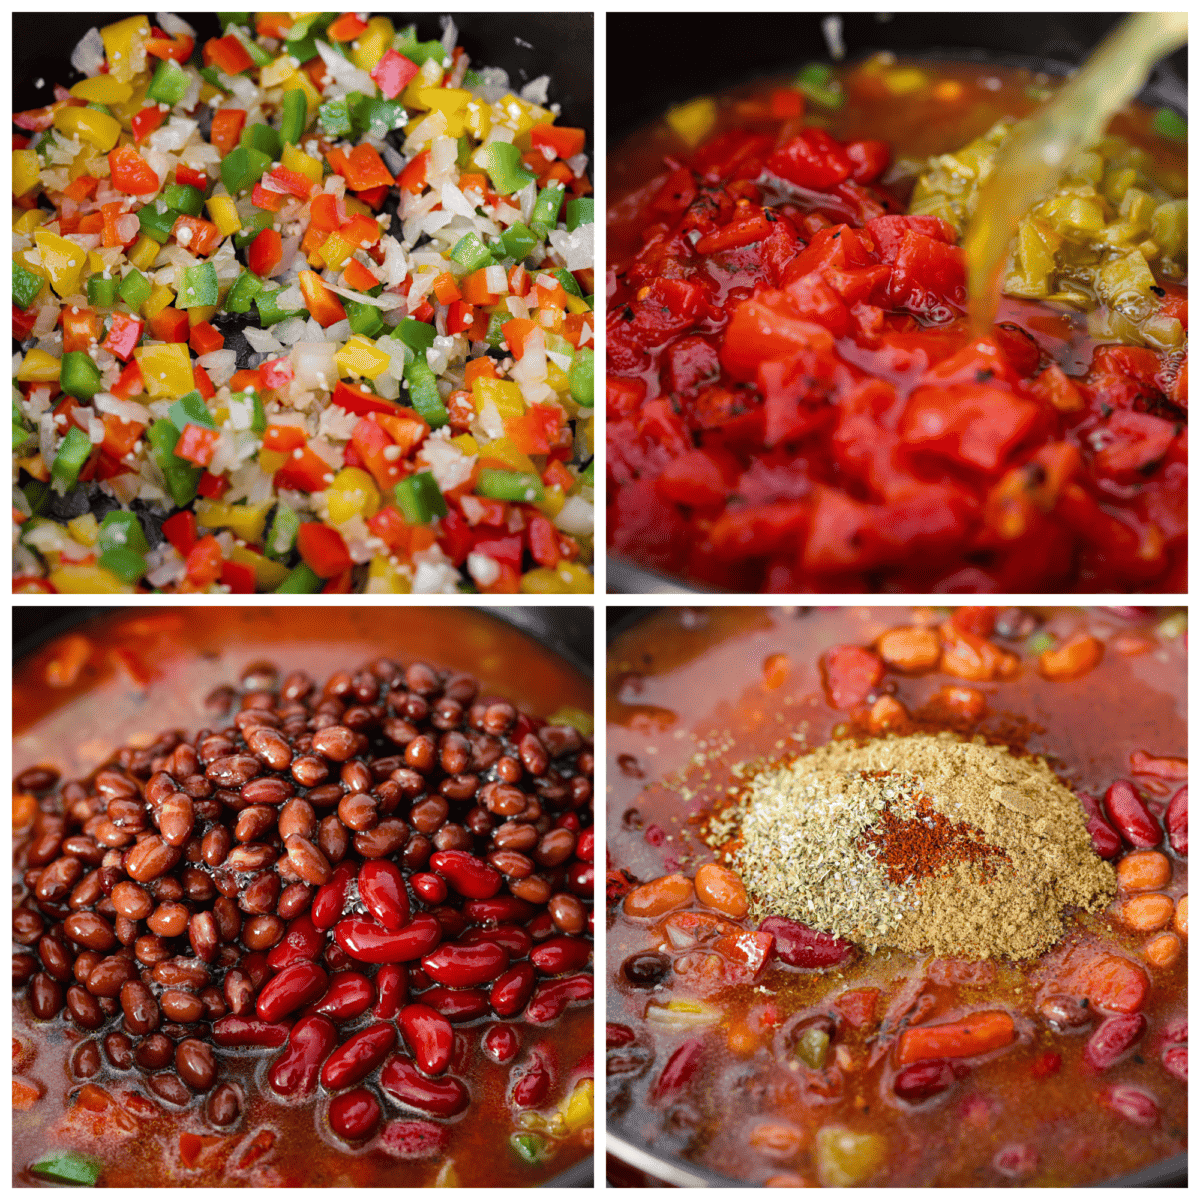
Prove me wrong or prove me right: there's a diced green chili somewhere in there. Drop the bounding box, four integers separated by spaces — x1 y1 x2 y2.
51 426 94 493
98 510 149 556
499 220 537 261
393 471 447 524
97 544 149 583
13 260 44 309
146 58 190 105
224 270 264 313
85 272 119 309
476 468 545 503
147 419 202 507
176 261 219 309
280 88 307 144
450 231 494 271
240 122 282 160
216 13 251 31
564 197 594 231
794 62 844 109
31 1150 103 1187
118 268 153 310
274 563 322 592
1152 107 1187 142
266 500 300 560
403 357 449 428
169 390 216 432
397 317 436 357
163 182 205 216
456 134 473 169
530 182 566 236
137 201 180 244
60 352 103 400
568 346 594 406
509 1133 547 1165
220 145 272 195
484 141 537 195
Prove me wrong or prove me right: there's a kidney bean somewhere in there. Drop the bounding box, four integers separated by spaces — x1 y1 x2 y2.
525 973 593 1023
362 965 403 1023
335 914 441 964
482 1024 520 1065
200 986 227 1020
893 1059 962 1102
353 819 409 860
95 770 138 800
212 1015 291 1048
319 1022 397 1090
35 856 84 903
86 955 138 997
257 961 329 1022
512 1061 551 1107
759 915 852 969
270 1013 337 1098
565 861 593 897
318 816 350 865
221 969 253 1016
14 953 38 987
310 725 356 763
379 1057 468 1117
158 794 195 847
65 984 105 1029
242 914 285 951
410 872 448 904
1102 1083 1159 1126
241 777 295 806
266 913 323 970
1038 994 1093 1031
328 1087 382 1141
207 754 263 788
132 1032 173 1072
100 1031 132 1070
312 862 356 930
420 987 490 1023
160 989 206 1023
422 941 509 988
233 806 274 844
490 962 537 1018
1085 814 1123 859
358 860 410 932
148 1072 193 1106
533 828 576 868
207 1081 243 1126
125 836 181 883
545 893 585 937
308 971 375 1022
648 1037 703 1105
337 793 377 833
200 825 231 869
280 835 330 887
120 980 160 1034
460 924 532 959
1167 785 1187 856
1085 1013 1147 1070
246 727 293 771
176 1038 217 1091
147 902 188 938
1104 781 1161 848
14 906 44 945
463 898 537 926
33 937 68 988
134 935 169 966
151 956 211 989
273 884 311 924
393 1004 452 1075
429 850 501 900
72 1039 102 1079
530 935 592 975
1162 1044 1187 1082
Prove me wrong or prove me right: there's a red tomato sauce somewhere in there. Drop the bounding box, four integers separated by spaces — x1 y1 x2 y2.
607 63 1188 593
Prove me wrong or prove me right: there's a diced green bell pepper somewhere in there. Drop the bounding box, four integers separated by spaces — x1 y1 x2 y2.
146 58 190 105
51 426 93 493
60 352 103 400
318 98 354 138
147 419 202 507
794 62 844 109
266 500 300 560
118 268 153 310
499 220 538 261
530 182 566 236
274 563 322 592
163 182 205 216
450 231 494 271
581 458 594 487
1153 107 1187 142
564 197 594 231
568 346 594 406
98 510 149 556
279 88 307 145
217 12 252 31
31 1150 103 1187
232 210 274 249
476 468 545 503
98 544 149 583
393 471 447 524
256 287 303 326
177 261 219 309
224 270 264 313
397 318 436 357
220 145 273 195
229 25 272 67
138 201 180 244
169 390 216 432
403 357 449 428
484 141 537 196
345 299 384 337
240 122 282 160
85 272 119 308
553 267 583 298
484 310 507 348
13 260 44 309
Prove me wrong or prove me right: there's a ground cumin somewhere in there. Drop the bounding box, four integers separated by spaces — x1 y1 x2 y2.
705 732 1115 960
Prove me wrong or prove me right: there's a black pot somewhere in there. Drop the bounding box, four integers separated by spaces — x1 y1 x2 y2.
15 13 592 134
606 12 1186 596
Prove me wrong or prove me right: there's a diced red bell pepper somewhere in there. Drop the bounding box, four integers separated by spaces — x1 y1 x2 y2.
350 416 405 493
274 446 334 492
260 356 294 391
196 471 229 499
398 150 429 194
161 510 198 556
13 304 39 341
63 175 99 203
326 12 369 40
220 560 256 593
374 413 428 456
108 145 161 195
298 270 347 327
339 214 381 248
296 522 353 578
149 307 190 343
526 513 561 567
530 125 587 161
175 424 219 467
352 184 390 210
370 49 420 100
172 216 221 257
110 358 144 399
436 508 474 564
131 106 167 144
210 108 247 157
248 227 282 277
145 32 195 62
470 532 523 573
100 412 145 459
102 311 144 361
203 35 255 76
446 300 476 335
332 380 397 417
174 163 208 191
189 321 224 356
720 292 835 383
185 535 224 586
262 424 308 453
365 505 409 551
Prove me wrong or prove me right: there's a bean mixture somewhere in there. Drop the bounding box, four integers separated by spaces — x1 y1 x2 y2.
14 653 593 1186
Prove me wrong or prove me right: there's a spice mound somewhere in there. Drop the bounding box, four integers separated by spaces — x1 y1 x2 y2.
706 732 1116 960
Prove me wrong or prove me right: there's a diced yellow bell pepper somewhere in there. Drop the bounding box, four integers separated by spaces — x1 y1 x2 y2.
12 150 41 198
326 467 381 524
86 250 107 276
135 343 194 398
101 15 151 85
335 335 390 380
417 87 472 137
142 285 175 319
227 544 290 590
16 349 62 384
49 563 135 593
882 67 929 95
316 231 354 270
342 195 375 220
70 76 134 105
187 304 219 326
33 229 88 297
473 378 525 419
53 105 122 153
195 498 271 545
561 1079 593 1133
545 360 570 394
565 294 591 316
477 437 535 474
13 207 48 235
67 512 101 547
464 99 491 140
258 448 288 475
349 16 395 71
206 194 242 237
520 567 566 593
16 454 49 482
281 143 323 186
365 555 413 593
535 484 566 520
280 66 323 116
127 235 161 271
665 97 717 148
69 150 106 183
494 93 540 138
547 702 594 732
260 55 299 88
450 433 479 456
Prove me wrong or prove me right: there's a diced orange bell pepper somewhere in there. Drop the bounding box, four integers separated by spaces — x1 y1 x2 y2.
298 270 347 328
149 307 189 343
108 145 160 195
189 321 224 356
345 144 394 190
186 535 224 587
461 268 501 307
248 227 282 277
309 192 341 231
504 409 550 455
255 12 294 38
501 318 537 359
562 313 592 348
398 150 429 194
326 12 369 40
464 357 499 387
508 264 530 297
145 32 195 62
431 271 461 305
61 306 103 353
193 364 216 400
375 412 429 456
339 215 381 249
262 424 307 453
542 459 575 492
63 175 100 203
210 108 246 157
342 257 379 292
172 216 221 257
274 446 334 492
203 35 255 76
228 368 264 392
296 523 352 578
530 125 587 161
110 359 144 399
